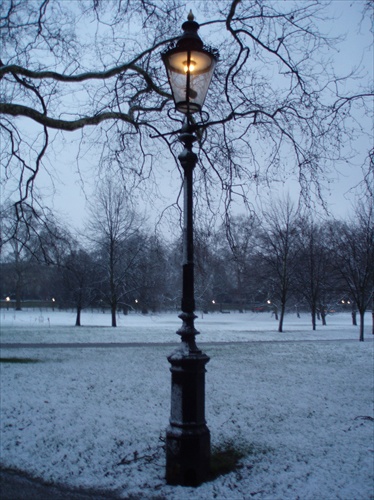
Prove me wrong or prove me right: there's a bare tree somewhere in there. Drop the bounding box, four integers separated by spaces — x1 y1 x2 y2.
1 0 372 229
61 247 95 326
1 202 71 307
259 196 300 332
222 213 262 310
194 225 231 312
328 201 374 341
139 234 171 312
87 178 143 327
294 218 335 330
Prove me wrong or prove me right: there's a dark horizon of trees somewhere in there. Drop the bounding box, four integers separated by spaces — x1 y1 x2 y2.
1 198 373 340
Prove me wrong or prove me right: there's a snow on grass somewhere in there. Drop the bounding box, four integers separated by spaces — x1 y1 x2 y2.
0 309 365 343
0 310 373 499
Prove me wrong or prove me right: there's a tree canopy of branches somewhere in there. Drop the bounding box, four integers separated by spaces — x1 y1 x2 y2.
1 0 373 234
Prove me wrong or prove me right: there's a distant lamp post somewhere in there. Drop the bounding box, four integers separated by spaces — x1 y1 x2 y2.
5 296 10 310
162 11 218 486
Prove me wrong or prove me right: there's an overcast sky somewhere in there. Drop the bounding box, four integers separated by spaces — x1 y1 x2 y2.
17 1 374 233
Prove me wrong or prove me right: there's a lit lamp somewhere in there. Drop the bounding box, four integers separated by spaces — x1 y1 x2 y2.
162 11 218 115
161 12 218 487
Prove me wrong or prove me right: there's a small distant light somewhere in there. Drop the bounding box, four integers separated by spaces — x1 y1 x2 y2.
267 300 271 304
212 300 215 304
135 299 138 303
347 300 350 304
5 297 10 302
52 298 56 302
341 300 345 304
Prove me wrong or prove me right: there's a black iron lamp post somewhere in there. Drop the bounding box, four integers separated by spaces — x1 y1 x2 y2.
161 11 219 486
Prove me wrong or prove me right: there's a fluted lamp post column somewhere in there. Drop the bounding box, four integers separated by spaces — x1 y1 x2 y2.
161 11 219 486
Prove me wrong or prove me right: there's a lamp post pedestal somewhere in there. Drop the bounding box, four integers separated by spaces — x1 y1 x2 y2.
166 341 210 486
165 125 210 486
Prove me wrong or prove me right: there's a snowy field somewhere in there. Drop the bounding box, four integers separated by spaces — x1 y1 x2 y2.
1 308 371 343
0 309 373 499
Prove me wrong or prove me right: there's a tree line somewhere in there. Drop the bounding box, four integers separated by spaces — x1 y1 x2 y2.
1 185 373 341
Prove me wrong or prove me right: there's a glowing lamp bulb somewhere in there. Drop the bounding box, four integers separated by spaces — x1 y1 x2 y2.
183 60 196 73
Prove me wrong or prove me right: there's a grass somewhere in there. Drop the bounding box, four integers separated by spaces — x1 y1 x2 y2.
209 440 271 481
209 442 247 480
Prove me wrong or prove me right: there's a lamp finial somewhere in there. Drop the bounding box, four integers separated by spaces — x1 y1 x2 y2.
187 10 194 21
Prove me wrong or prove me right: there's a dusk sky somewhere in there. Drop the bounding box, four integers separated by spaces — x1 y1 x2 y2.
3 1 373 233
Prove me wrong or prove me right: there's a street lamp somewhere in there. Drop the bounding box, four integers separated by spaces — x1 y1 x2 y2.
161 11 218 486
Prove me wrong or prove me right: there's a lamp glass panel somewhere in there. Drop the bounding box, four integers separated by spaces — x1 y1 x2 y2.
166 50 216 114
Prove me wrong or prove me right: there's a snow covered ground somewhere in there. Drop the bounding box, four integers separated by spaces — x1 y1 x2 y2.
1 308 370 343
1 310 373 499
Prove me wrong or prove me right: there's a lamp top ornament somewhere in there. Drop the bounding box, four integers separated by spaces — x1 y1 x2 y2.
162 11 219 115
179 10 204 50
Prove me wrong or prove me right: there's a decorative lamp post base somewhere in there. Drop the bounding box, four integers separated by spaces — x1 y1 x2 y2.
166 344 210 486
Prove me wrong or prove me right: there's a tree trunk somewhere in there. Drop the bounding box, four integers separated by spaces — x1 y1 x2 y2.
311 306 317 331
15 272 22 311
111 305 117 327
274 307 279 321
319 304 327 326
359 310 364 341
14 241 22 311
75 306 82 326
352 310 357 326
278 304 285 332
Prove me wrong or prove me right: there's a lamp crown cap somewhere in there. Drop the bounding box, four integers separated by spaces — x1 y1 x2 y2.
187 10 194 21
